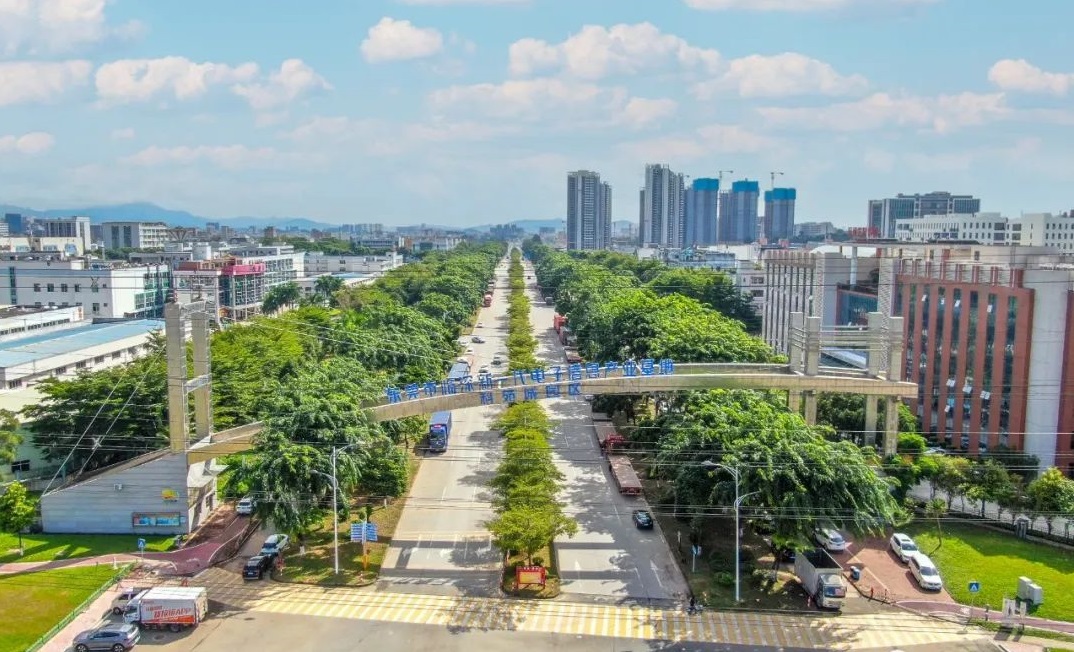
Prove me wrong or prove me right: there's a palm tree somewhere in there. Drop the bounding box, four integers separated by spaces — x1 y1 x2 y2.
314 275 345 306
262 282 302 314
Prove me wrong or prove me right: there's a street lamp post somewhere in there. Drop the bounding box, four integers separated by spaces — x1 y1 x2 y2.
701 460 759 603
312 443 361 576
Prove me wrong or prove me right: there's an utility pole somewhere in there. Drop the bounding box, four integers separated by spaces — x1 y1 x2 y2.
769 171 784 189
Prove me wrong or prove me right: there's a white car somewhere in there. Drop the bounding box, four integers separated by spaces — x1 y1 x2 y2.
476 322 485 328
909 552 943 591
492 355 503 366
889 532 919 563
260 534 290 558
236 496 255 515
478 365 491 375
813 527 847 553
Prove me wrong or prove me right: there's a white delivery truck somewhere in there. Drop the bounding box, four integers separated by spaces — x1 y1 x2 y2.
794 548 848 610
124 586 209 631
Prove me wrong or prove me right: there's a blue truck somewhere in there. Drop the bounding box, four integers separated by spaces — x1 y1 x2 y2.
429 410 452 452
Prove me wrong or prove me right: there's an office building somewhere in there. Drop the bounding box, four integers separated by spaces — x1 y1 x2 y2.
796 221 836 239
763 188 797 241
4 213 24 235
640 164 685 247
38 216 92 254
868 192 981 239
101 222 171 250
304 252 403 275
566 170 611 251
893 212 1074 253
683 178 719 247
718 180 761 243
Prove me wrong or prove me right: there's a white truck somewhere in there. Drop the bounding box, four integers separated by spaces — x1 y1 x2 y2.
124 586 209 631
794 548 847 610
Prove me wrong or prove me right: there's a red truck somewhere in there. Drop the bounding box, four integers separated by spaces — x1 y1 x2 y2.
483 293 492 307
594 421 625 453
608 455 642 495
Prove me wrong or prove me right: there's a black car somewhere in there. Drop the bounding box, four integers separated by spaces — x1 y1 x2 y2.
243 554 273 580
632 510 654 529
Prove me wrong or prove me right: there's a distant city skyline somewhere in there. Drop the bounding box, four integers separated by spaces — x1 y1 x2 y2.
1 1 1070 225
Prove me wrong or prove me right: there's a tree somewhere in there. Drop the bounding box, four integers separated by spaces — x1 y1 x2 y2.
924 497 946 553
0 409 21 465
262 282 302 314
933 456 971 510
0 482 37 552
313 275 345 306
965 460 1014 518
486 502 578 565
1026 467 1074 535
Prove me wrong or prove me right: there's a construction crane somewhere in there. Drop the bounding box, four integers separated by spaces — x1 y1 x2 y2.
769 170 785 189
717 169 734 188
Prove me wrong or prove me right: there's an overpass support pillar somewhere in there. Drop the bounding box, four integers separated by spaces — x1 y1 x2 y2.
863 312 886 447
801 316 821 425
882 315 906 457
166 301 213 454
786 313 804 414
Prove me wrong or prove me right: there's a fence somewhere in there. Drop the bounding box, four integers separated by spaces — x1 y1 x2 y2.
25 563 134 652
911 485 1074 547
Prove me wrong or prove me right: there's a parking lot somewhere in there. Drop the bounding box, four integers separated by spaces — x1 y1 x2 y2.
845 535 955 604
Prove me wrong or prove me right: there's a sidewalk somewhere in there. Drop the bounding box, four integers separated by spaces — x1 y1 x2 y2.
899 599 1074 635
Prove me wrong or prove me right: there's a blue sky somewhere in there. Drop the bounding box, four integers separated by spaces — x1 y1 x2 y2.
1 0 1072 227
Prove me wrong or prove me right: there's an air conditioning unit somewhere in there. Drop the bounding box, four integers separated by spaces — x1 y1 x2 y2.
114 483 124 491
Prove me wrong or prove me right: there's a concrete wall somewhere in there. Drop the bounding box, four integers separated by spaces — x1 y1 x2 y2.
1023 269 1071 469
41 452 201 534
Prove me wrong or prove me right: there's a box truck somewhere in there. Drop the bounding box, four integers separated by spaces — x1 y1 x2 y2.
124 586 209 631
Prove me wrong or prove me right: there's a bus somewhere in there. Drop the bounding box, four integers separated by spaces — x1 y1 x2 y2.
428 411 452 452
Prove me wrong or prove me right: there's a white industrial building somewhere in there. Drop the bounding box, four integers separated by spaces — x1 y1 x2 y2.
895 212 1074 253
304 252 402 275
0 255 170 319
101 221 171 250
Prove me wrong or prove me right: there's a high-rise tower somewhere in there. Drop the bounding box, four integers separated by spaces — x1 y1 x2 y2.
567 170 611 250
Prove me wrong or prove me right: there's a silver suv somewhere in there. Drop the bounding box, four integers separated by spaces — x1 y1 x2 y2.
73 624 140 652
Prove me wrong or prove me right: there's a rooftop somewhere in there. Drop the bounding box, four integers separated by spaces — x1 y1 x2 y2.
0 305 73 320
0 319 163 369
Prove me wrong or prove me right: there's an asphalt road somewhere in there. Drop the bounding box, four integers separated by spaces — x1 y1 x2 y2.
140 608 1004 652
524 261 689 604
377 260 510 595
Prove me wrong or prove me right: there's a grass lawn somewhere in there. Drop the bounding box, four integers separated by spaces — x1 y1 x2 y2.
277 452 419 586
908 521 1074 621
0 533 175 564
0 565 123 652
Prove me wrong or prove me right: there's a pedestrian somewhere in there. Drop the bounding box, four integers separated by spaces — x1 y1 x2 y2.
688 596 696 614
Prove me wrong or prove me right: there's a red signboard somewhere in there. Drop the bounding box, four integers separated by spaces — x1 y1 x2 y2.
847 227 880 240
516 565 547 586
222 263 266 276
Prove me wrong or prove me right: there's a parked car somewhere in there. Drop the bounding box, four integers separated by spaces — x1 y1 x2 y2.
73 624 140 652
111 587 149 615
492 355 503 366
243 554 273 580
813 527 847 553
632 510 654 529
909 552 944 591
260 534 290 559
471 336 485 344
235 496 255 516
476 322 485 328
889 532 919 563
478 365 490 375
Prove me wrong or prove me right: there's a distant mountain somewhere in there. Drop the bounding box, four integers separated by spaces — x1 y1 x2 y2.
0 202 338 231
468 218 566 233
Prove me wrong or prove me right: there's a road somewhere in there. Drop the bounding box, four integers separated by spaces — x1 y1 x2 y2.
377 259 510 595
523 260 689 604
144 567 1000 652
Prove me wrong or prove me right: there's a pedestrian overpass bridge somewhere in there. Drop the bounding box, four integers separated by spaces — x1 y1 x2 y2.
175 309 911 463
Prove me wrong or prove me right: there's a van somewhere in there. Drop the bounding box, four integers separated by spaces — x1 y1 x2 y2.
111 587 149 615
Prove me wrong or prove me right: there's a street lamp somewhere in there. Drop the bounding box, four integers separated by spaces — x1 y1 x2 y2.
311 442 362 575
700 460 760 603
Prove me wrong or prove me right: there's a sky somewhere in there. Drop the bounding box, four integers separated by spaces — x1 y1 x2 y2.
1 0 1072 228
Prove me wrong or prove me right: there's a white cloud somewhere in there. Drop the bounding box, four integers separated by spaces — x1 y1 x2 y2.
693 52 868 98
95 57 259 105
0 131 55 154
508 23 720 79
684 0 937 11
619 124 776 160
360 17 443 63
284 115 515 157
430 77 623 120
123 144 292 170
988 59 1074 96
110 127 135 140
232 59 331 111
616 97 678 128
0 60 92 106
0 0 141 55
758 91 1008 133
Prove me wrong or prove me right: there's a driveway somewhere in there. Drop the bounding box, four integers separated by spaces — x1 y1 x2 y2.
846 536 956 604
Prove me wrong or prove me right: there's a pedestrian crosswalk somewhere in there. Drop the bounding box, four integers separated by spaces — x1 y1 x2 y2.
199 568 988 649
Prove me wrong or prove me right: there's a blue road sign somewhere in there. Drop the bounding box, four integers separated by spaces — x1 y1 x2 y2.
350 522 379 543
968 581 981 593
137 538 146 551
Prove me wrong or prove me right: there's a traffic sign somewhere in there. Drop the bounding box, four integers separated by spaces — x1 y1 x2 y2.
137 538 146 552
968 581 981 593
350 522 378 543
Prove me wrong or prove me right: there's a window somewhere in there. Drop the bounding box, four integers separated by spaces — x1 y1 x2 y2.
112 352 122 359
10 460 30 473
91 303 99 314
46 283 54 292
55 366 67 375
60 283 68 292
95 355 105 364
75 360 87 369
33 283 40 292
74 283 80 292
6 380 22 389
